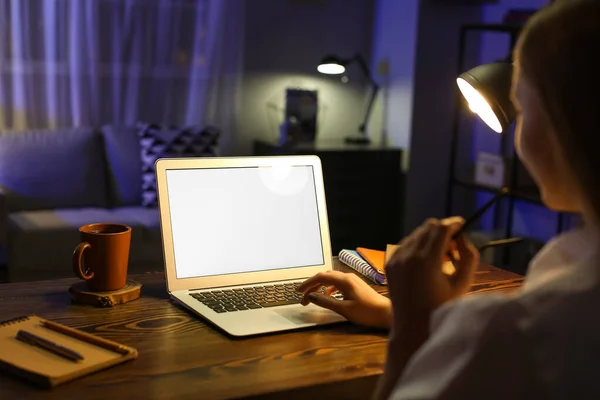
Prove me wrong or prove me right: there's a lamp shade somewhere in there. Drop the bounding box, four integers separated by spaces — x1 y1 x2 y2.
317 55 346 75
456 62 515 133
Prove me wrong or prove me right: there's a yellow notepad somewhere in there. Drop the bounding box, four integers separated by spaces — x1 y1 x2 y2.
0 315 137 388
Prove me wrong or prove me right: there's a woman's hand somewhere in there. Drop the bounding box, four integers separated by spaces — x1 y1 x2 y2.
386 217 479 332
296 271 392 329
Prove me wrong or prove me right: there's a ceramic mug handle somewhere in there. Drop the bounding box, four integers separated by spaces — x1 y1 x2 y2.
73 242 94 280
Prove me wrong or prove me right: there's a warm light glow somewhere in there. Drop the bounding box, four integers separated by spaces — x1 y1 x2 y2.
317 63 345 74
457 78 503 133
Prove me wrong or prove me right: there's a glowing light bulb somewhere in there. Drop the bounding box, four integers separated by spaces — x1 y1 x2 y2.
457 78 503 133
317 63 345 75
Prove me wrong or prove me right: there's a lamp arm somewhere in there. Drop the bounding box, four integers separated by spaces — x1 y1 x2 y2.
359 84 380 133
478 237 524 254
353 53 381 134
353 53 378 87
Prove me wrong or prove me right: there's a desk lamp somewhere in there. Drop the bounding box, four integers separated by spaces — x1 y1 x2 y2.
456 61 515 133
455 62 524 265
317 53 380 145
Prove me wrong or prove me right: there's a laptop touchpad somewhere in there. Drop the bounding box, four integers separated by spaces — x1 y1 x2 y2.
274 306 344 325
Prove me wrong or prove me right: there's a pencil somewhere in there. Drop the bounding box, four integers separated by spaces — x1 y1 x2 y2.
40 320 131 355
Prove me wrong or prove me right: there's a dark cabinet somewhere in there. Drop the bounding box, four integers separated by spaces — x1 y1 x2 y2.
253 140 405 254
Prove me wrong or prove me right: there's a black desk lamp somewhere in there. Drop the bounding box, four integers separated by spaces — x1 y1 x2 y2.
318 53 380 145
456 61 515 133
455 62 527 266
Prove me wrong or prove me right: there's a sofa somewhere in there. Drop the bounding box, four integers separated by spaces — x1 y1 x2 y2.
0 124 218 282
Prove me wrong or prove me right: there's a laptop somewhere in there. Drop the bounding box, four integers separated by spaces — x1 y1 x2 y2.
155 155 346 337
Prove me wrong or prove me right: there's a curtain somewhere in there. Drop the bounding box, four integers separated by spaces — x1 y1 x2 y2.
0 0 244 152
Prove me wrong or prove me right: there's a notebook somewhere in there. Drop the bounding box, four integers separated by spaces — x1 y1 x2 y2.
339 250 386 285
356 247 386 274
0 315 137 388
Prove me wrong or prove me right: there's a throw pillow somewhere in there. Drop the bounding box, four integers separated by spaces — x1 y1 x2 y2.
138 123 220 207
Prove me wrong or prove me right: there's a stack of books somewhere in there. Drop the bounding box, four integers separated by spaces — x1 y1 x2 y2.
338 245 400 285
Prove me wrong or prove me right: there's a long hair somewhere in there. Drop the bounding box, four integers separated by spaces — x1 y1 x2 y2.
515 0 600 220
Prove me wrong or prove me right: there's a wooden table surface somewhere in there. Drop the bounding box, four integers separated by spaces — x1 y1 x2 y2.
0 259 523 400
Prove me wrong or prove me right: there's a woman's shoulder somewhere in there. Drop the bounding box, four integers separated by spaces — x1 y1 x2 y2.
518 282 600 339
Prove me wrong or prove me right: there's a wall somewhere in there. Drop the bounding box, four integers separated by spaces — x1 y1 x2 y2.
235 0 374 155
404 1 484 232
369 0 420 155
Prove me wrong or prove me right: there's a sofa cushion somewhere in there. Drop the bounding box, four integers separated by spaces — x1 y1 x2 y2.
7 207 163 281
0 127 108 212
101 125 143 207
138 123 220 207
9 207 160 232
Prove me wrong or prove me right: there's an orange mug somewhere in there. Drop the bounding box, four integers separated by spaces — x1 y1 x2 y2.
72 223 132 292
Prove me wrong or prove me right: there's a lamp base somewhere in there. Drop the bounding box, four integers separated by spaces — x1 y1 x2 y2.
344 135 371 145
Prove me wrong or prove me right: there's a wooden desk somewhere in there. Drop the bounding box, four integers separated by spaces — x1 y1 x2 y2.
0 260 523 399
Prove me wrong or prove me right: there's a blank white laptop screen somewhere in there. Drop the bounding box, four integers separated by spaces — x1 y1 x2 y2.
165 165 325 279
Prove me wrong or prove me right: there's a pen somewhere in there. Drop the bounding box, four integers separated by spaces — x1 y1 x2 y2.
452 187 509 240
446 188 509 264
16 330 84 362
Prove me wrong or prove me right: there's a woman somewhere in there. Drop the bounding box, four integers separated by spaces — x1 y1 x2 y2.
297 0 600 398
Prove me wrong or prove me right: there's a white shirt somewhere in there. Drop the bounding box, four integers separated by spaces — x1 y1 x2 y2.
391 228 600 400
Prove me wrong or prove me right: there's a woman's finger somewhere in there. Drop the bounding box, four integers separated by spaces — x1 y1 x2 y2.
325 286 339 296
442 216 466 226
297 272 355 305
443 240 458 262
422 217 464 260
296 271 351 293
298 283 326 305
298 284 338 305
451 234 479 288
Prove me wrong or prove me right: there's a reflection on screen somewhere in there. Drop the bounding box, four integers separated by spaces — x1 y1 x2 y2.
165 165 324 279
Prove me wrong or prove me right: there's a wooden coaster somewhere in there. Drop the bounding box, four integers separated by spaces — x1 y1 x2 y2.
69 280 142 308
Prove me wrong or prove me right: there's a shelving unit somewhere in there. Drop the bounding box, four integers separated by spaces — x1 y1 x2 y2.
446 23 567 269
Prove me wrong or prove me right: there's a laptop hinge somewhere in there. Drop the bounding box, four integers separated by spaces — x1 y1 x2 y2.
186 277 308 292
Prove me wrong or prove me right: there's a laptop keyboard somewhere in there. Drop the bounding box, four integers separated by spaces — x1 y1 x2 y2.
190 281 333 313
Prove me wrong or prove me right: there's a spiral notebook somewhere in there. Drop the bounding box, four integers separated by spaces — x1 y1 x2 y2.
339 249 387 285
0 315 138 388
